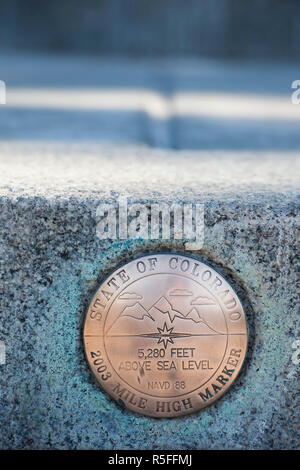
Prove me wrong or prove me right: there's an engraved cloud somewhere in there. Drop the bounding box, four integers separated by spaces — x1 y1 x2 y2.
191 296 216 305
118 292 143 300
169 289 193 297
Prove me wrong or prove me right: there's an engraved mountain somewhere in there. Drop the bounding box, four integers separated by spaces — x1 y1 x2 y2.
149 297 184 322
107 294 222 337
118 302 150 320
149 296 206 323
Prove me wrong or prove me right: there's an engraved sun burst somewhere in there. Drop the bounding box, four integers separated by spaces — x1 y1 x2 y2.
156 323 175 348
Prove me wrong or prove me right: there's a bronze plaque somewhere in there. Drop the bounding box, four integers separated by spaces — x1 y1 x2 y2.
83 254 248 417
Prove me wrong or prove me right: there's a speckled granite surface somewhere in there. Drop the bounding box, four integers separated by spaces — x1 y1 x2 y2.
0 143 299 449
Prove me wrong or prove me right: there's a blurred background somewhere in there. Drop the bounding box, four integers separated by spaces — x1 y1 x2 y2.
0 0 299 150
1 0 300 59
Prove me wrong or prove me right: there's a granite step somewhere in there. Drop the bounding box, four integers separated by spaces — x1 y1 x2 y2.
0 56 299 449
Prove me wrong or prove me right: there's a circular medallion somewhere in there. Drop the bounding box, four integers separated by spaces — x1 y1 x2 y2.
83 254 248 417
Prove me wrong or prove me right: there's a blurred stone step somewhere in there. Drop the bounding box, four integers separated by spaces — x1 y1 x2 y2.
1 55 300 149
